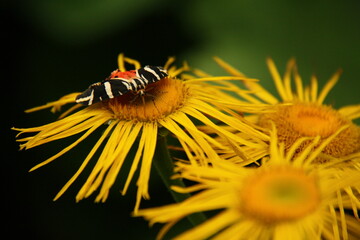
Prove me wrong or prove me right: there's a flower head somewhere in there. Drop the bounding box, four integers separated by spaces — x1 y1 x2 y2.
13 54 263 211
212 57 360 165
135 126 360 240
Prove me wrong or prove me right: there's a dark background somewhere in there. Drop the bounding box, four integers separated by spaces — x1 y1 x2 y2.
5 0 360 239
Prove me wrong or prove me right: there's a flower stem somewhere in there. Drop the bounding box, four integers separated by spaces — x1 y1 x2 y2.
153 129 207 226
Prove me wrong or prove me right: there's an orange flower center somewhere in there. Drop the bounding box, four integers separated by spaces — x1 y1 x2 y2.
258 103 360 158
239 166 320 224
104 77 189 122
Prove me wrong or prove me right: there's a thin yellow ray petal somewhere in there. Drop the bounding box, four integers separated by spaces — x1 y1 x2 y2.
338 104 360 120
171 184 208 194
58 104 83 119
124 56 141 70
203 80 263 104
321 219 336 240
187 82 252 103
181 191 232 209
164 56 175 70
204 99 253 122
174 210 239 240
329 204 341 240
29 121 104 172
310 75 318 103
225 148 266 166
14 107 96 137
230 89 264 105
170 112 220 160
185 76 258 83
209 59 278 102
224 137 251 163
117 53 125 71
159 117 206 163
344 215 360 237
180 73 195 80
212 220 262 240
134 122 158 212
343 187 360 219
336 190 348 240
169 114 217 161
158 117 197 146
140 190 232 222
247 81 279 104
292 136 320 167
267 58 288 101
285 136 313 162
14 136 34 143
170 61 189 77
211 57 278 103
138 123 158 191
191 68 211 78
53 120 119 200
25 115 109 149
304 86 311 102
103 122 143 188
90 121 131 200
25 93 79 113
95 121 143 202
268 122 282 164
304 125 349 166
122 124 147 196
99 121 142 194
317 69 342 105
175 108 227 149
213 56 246 77
348 112 360 120
191 87 253 108
294 67 304 101
176 138 200 166
176 163 239 181
48 114 110 140
25 103 61 113
188 98 269 141
23 109 111 148
13 126 43 138
182 106 264 148
76 121 127 200
167 66 178 76
156 218 182 240
283 58 295 101
274 223 303 240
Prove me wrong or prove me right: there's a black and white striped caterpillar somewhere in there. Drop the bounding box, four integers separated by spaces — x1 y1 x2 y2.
76 66 168 106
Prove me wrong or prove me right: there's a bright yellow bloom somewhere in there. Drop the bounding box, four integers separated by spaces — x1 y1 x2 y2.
13 54 265 211
135 126 360 240
212 57 360 165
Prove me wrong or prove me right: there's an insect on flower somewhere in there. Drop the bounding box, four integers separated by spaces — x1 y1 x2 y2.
76 66 168 105
13 54 265 212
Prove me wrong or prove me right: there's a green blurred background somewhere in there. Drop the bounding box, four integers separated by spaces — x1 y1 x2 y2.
6 0 360 239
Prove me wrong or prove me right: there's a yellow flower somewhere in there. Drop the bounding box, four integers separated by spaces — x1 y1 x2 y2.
212 57 360 164
135 126 360 240
13 54 263 211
